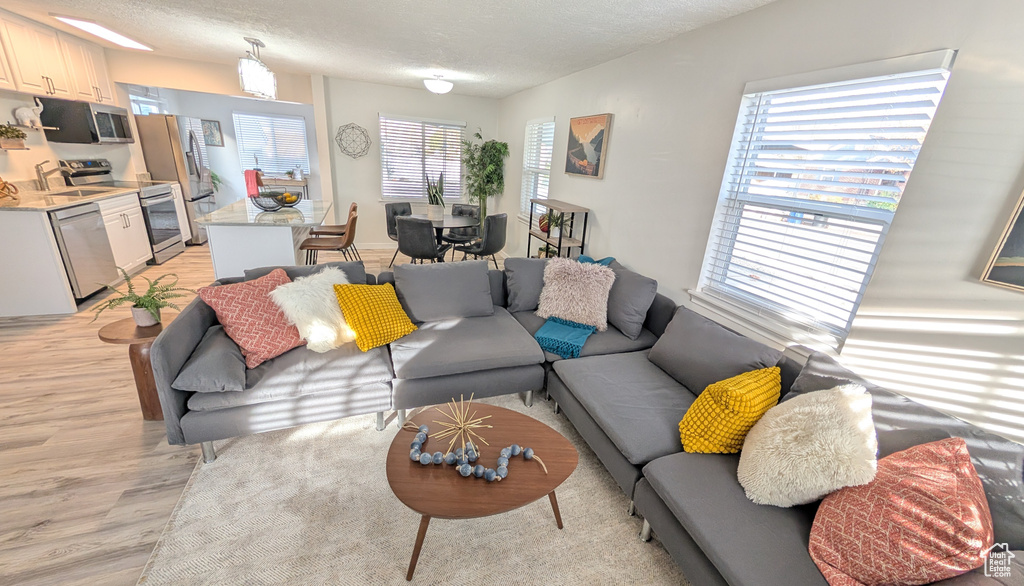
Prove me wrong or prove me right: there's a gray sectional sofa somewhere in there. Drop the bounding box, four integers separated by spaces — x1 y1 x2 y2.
151 257 1024 585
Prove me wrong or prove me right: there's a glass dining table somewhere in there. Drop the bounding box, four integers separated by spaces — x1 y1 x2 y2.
409 214 479 245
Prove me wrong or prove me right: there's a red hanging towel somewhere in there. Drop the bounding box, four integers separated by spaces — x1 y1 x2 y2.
244 169 262 197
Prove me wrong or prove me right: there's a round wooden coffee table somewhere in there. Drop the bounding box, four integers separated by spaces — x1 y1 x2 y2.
386 402 578 580
98 313 176 421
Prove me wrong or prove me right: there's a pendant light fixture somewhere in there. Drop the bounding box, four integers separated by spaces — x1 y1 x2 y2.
423 75 453 94
238 37 277 100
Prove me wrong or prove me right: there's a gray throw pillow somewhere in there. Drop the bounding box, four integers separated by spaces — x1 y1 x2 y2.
791 351 1024 549
607 261 658 340
172 325 246 392
504 257 548 313
244 261 366 285
648 307 782 395
394 260 494 323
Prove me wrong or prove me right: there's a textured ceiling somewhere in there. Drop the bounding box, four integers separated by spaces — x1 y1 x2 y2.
6 0 776 98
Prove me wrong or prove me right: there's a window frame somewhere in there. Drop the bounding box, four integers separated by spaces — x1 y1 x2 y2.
231 111 311 175
519 116 556 220
378 113 466 202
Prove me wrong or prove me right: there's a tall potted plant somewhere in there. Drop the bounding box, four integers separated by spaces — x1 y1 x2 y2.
425 172 445 221
462 130 509 230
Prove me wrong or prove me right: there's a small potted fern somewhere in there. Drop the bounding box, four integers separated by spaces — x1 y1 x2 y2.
425 171 445 220
0 124 27 150
92 269 195 327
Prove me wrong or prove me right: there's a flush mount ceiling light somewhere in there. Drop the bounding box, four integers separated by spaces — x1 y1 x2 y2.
52 15 152 51
238 37 277 101
423 75 453 94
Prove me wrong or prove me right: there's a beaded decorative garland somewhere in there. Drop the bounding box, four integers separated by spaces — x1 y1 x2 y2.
403 394 548 483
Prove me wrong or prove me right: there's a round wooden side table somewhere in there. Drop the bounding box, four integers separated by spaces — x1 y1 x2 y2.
98 313 176 421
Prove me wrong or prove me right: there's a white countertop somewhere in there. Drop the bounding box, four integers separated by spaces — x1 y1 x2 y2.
0 186 143 212
197 198 332 227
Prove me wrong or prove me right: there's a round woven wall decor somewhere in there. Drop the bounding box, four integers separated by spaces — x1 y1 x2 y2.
336 123 371 159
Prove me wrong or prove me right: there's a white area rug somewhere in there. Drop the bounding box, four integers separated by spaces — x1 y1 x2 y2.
138 394 687 585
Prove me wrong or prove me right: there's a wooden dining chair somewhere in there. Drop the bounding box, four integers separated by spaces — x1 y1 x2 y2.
309 202 359 260
299 213 359 264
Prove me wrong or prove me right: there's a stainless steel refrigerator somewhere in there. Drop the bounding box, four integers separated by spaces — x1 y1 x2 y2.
135 114 215 244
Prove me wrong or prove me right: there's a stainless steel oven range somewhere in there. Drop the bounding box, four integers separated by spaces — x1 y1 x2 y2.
61 158 186 264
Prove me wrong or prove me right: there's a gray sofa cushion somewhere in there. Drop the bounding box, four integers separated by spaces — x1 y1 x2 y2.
643 452 828 586
394 260 494 323
607 261 658 340
187 343 393 412
244 261 366 285
171 325 246 392
504 257 548 312
877 428 951 458
791 352 1024 550
648 306 782 395
512 310 658 362
553 350 694 465
390 306 544 380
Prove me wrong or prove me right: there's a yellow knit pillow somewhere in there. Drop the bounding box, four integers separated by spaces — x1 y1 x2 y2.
679 367 781 454
333 283 417 352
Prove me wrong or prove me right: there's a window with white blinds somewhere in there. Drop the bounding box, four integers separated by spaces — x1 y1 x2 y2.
379 115 464 199
232 112 310 175
697 52 955 349
520 117 556 217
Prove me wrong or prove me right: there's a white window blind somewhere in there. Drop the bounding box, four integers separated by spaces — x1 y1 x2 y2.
232 112 310 174
520 117 556 217
379 115 464 199
698 54 954 348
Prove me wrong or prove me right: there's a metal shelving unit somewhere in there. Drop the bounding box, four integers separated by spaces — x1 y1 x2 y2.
526 198 590 258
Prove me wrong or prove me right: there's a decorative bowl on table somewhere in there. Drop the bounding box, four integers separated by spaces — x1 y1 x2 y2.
250 190 301 211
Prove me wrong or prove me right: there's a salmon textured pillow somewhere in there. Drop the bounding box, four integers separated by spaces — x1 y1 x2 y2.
809 437 994 585
198 268 304 368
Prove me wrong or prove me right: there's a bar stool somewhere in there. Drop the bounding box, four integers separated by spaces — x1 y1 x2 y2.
309 202 360 260
300 213 358 264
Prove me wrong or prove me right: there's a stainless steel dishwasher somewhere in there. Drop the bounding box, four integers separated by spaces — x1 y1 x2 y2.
49 203 119 299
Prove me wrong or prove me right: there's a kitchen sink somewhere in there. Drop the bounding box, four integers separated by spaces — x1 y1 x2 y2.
53 187 114 196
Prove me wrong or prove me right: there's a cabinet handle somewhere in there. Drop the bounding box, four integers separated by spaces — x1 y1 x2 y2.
127 214 131 228
41 76 50 94
47 77 55 95
122 213 127 229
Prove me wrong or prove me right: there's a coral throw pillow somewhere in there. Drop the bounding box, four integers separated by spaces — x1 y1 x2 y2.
678 367 781 454
198 268 304 369
809 437 995 586
333 283 417 352
536 257 616 330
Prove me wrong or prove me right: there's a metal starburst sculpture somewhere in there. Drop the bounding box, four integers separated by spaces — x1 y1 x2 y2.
430 394 493 457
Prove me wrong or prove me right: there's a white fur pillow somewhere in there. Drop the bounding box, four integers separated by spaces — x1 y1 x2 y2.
536 258 616 330
737 384 877 507
269 266 354 352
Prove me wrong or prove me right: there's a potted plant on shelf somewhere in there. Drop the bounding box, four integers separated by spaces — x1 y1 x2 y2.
544 210 564 238
462 130 509 230
425 171 445 220
92 269 195 327
210 170 223 193
537 245 558 258
0 124 27 150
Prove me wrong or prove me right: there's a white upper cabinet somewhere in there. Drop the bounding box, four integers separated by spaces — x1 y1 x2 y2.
59 32 114 103
0 33 15 92
0 12 73 98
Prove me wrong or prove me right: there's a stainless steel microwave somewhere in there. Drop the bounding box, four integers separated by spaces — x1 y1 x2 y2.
39 98 134 144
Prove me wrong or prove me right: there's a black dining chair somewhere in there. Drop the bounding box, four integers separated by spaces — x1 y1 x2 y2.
440 204 480 260
396 216 451 264
454 213 507 269
385 202 413 267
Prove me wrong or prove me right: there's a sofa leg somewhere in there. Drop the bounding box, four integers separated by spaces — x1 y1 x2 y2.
627 500 635 516
640 519 652 542
376 411 386 431
200 441 216 464
553 401 560 415
397 409 407 426
524 390 534 407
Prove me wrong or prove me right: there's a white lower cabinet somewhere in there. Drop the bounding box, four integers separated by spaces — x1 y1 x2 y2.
98 193 153 273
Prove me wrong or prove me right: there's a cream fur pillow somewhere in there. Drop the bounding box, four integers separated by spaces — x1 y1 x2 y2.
269 266 354 352
536 258 616 330
737 384 877 507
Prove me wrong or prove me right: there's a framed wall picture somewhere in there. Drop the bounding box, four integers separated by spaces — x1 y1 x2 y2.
565 113 612 179
982 188 1024 293
201 119 224 147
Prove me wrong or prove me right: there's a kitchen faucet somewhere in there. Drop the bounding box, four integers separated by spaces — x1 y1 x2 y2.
34 160 74 191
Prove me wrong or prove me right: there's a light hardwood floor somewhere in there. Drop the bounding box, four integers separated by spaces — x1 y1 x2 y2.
0 244 498 586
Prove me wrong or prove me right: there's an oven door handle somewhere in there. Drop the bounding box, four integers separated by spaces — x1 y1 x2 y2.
141 194 175 207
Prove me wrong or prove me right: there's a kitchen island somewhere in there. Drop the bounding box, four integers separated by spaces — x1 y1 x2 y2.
197 198 333 279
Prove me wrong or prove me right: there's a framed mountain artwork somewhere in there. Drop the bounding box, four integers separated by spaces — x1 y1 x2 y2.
565 113 612 179
982 189 1024 293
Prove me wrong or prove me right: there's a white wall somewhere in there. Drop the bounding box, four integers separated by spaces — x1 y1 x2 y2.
157 87 321 206
317 77 499 245
495 0 1024 442
0 91 140 184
